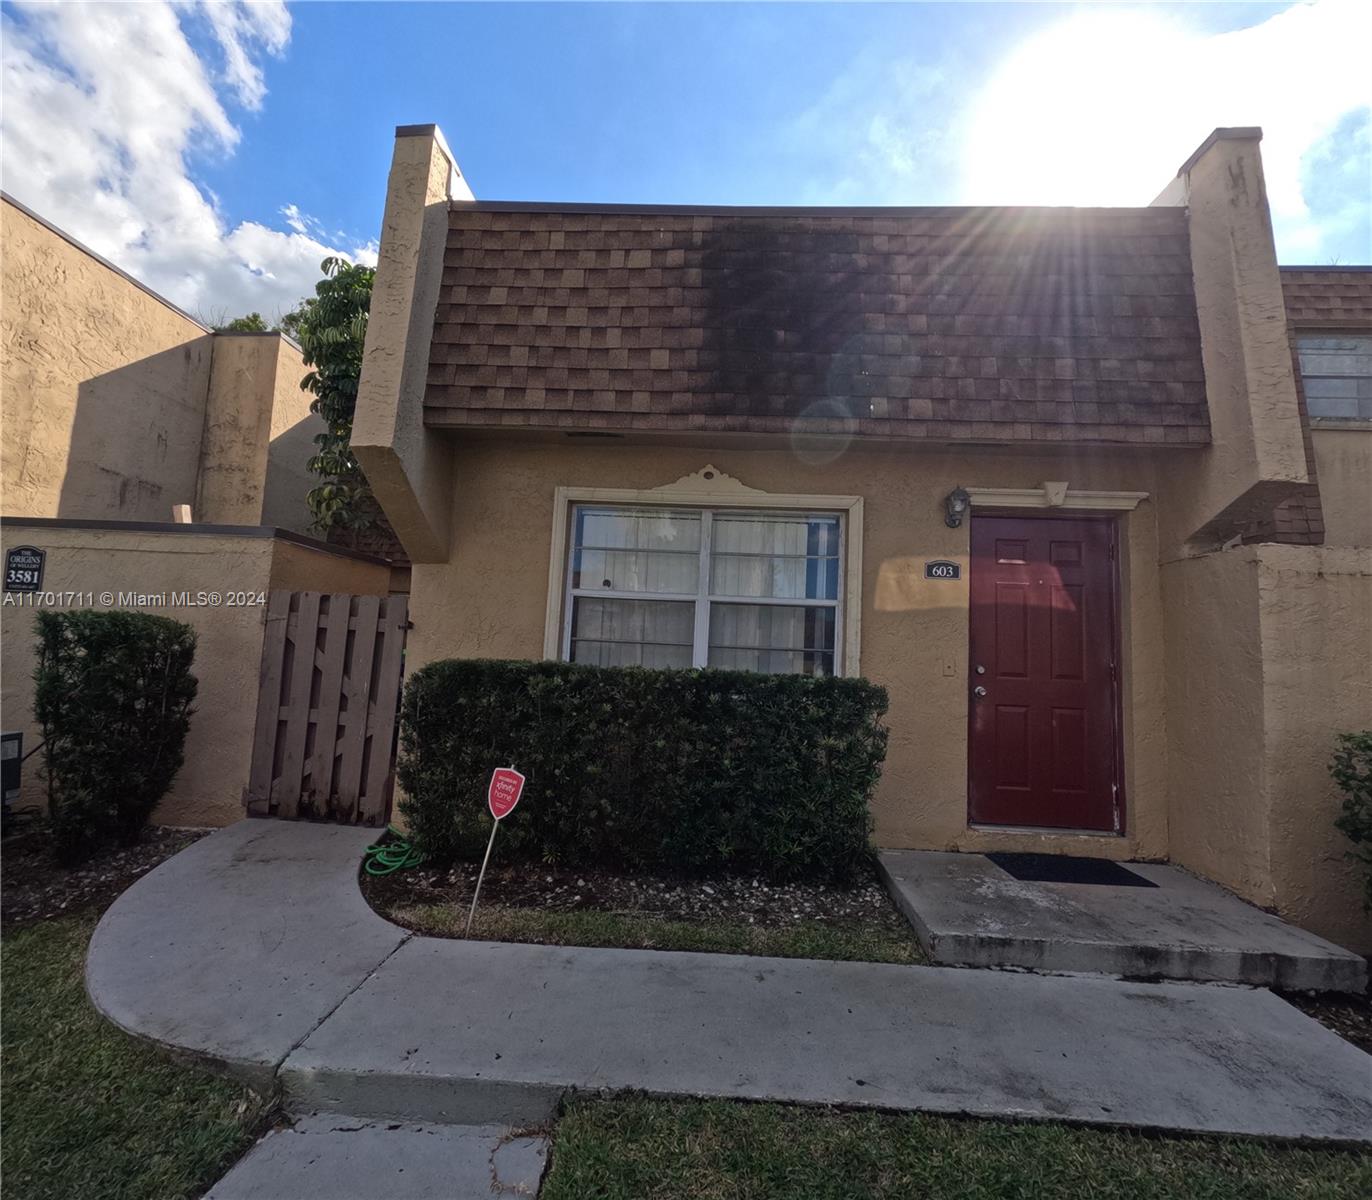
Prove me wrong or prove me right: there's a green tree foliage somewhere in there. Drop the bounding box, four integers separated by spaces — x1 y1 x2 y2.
215 312 269 333
1332 731 1372 908
398 659 889 883
293 257 377 535
34 611 198 863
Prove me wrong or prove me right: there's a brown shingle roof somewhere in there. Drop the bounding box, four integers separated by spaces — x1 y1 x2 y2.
426 204 1209 445
1281 267 1372 327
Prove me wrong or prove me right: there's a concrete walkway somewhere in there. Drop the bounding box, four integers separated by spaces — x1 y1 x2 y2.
87 820 1372 1147
204 1115 547 1200
879 850 1368 991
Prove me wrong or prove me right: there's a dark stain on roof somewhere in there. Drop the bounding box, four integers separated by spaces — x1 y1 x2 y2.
426 205 1210 445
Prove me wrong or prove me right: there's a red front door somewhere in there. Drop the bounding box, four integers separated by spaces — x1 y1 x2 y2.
967 515 1121 832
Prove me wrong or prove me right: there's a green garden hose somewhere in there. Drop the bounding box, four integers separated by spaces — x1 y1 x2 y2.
363 827 424 875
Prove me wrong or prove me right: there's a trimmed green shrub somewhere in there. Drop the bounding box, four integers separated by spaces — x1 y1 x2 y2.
398 659 888 884
34 610 198 863
1332 731 1372 910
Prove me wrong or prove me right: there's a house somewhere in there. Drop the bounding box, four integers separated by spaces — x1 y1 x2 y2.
1 194 393 825
350 125 1372 953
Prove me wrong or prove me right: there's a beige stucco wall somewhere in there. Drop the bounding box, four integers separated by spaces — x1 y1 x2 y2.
1259 545 1372 954
1161 552 1271 902
1312 425 1372 548
353 128 471 563
1 526 273 827
198 336 279 526
1 199 212 521
405 439 1170 862
267 538 393 595
1 525 392 828
1151 132 1308 554
1163 544 1372 954
2 197 319 532
197 333 320 532
261 338 322 534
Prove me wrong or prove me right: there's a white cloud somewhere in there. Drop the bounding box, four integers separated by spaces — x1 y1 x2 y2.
0 1 373 322
960 1 1372 262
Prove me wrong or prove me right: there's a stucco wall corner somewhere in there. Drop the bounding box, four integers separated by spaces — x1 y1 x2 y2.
352 128 460 564
1153 130 1309 555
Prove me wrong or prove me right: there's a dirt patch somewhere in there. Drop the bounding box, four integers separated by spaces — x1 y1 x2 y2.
1 825 208 929
363 859 906 933
1281 990 1372 1055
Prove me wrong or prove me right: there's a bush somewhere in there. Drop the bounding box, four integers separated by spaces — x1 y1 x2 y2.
34 610 198 863
398 659 888 884
1332 731 1372 910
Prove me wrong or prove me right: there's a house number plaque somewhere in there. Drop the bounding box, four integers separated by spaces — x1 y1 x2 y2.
924 559 961 581
4 546 45 593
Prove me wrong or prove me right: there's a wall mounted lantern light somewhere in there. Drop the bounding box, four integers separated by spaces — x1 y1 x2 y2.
944 486 970 528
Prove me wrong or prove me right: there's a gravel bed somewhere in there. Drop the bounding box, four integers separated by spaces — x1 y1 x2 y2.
364 859 908 932
1281 990 1372 1055
1 825 208 928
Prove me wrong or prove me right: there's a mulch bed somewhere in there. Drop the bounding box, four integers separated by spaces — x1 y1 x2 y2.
1280 990 1372 1055
363 859 907 932
1 825 208 929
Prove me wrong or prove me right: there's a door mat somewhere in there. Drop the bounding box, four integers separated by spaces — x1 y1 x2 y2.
986 852 1159 888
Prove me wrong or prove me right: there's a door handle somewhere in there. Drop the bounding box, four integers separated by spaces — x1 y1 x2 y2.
973 686 987 698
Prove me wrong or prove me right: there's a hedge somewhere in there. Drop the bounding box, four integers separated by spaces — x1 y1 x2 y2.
1332 731 1372 910
398 659 888 884
34 610 198 863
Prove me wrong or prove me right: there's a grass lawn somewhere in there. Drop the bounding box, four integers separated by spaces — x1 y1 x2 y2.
540 1095 1372 1200
381 899 924 964
1 913 267 1200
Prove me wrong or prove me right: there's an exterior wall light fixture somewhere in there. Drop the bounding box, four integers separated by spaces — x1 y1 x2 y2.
944 486 970 528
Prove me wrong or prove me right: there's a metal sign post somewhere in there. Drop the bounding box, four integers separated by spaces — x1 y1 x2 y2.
464 766 525 937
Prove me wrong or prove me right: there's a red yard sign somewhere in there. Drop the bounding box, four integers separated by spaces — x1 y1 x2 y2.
487 767 525 820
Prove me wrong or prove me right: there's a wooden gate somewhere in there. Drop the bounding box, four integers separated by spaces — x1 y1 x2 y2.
244 591 408 824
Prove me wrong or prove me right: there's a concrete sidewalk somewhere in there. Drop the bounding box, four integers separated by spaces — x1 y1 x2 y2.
87 820 1372 1146
204 1115 546 1200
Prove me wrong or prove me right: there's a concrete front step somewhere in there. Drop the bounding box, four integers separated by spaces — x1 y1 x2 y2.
203 1114 547 1200
279 936 1372 1144
878 850 1368 992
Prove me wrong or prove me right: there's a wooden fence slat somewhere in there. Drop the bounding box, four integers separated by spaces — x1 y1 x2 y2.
306 593 351 816
272 591 321 819
359 596 408 823
243 590 292 814
335 595 382 820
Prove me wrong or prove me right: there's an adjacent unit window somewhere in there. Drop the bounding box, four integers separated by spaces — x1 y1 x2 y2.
563 505 842 676
1297 333 1372 419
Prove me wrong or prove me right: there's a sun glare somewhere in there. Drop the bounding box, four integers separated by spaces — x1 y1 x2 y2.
963 12 1192 207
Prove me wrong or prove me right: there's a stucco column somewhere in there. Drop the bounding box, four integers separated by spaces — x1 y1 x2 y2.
1152 128 1308 552
352 125 474 563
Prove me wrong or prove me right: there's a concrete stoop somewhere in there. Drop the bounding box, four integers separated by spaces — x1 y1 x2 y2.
878 850 1369 993
203 1114 547 1200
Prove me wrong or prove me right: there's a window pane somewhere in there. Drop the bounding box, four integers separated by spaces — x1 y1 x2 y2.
708 603 836 677
573 508 700 593
1297 333 1372 420
570 597 693 669
710 512 840 601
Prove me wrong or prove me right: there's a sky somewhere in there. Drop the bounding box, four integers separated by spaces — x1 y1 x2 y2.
2 1 1369 323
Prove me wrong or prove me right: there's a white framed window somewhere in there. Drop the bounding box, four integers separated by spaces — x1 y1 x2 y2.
560 504 844 677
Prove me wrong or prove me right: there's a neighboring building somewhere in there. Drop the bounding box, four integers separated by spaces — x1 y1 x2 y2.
351 124 1371 954
1 193 394 826
1 193 321 531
